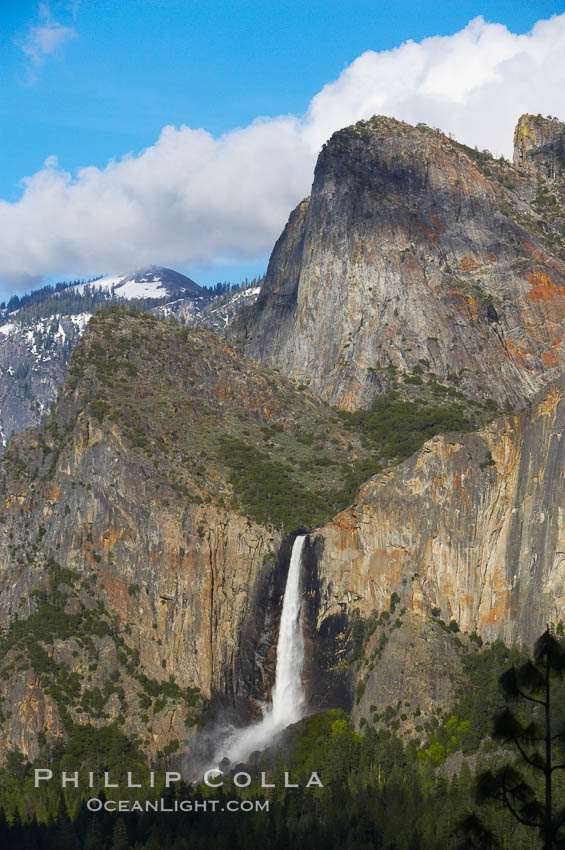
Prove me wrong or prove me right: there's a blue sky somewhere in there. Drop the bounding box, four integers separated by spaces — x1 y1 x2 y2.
1 1 564 296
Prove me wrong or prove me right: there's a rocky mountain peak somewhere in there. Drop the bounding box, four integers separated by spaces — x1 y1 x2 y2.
67 265 203 299
231 114 565 411
513 113 565 179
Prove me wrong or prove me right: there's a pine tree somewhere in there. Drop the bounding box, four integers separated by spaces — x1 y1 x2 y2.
83 816 105 850
53 795 79 850
110 817 129 850
474 628 565 849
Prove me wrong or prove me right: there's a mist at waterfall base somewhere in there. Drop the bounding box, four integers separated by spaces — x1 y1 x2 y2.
188 535 307 776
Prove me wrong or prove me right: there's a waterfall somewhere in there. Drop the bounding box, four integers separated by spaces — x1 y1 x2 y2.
212 534 307 767
272 534 306 725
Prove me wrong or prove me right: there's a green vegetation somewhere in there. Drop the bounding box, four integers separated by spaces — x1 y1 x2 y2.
0 559 204 746
0 631 561 849
0 306 503 534
339 389 484 463
473 629 565 849
215 369 499 528
446 271 495 307
217 436 333 528
59 306 379 530
351 608 379 662
416 639 529 761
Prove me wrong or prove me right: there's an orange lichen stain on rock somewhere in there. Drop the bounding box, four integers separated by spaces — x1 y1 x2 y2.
5 494 25 508
416 219 437 244
458 255 480 272
429 212 444 234
102 525 133 551
446 287 480 320
46 485 59 504
330 510 358 539
443 439 463 458
456 593 474 614
446 287 468 306
74 418 89 450
504 339 530 365
527 269 565 302
337 386 363 412
521 240 547 264
451 470 470 506
542 351 559 366
432 475 446 495
521 240 565 274
537 384 562 416
480 569 513 625
541 332 563 367
489 253 496 264
482 595 509 625
100 574 129 609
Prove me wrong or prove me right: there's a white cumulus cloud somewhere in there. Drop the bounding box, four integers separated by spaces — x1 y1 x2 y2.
2 13 565 288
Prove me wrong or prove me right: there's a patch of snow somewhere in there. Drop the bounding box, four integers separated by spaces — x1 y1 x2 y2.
69 313 92 331
54 323 66 343
0 323 16 336
63 273 168 300
63 275 123 296
114 278 167 299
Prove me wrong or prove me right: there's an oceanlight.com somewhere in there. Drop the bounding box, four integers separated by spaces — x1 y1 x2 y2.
86 798 270 814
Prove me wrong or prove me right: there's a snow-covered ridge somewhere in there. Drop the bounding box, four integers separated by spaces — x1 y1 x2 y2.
61 266 202 300
0 312 91 339
0 313 93 452
0 276 261 455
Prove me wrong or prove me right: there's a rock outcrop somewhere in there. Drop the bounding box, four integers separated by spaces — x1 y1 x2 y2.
0 315 87 449
313 376 565 649
232 115 565 410
514 113 565 179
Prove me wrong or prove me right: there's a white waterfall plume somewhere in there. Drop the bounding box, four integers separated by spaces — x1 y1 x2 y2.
211 534 307 767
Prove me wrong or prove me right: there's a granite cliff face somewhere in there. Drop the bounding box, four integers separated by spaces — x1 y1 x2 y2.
308 376 565 719
514 113 565 179
0 315 87 449
232 115 565 411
